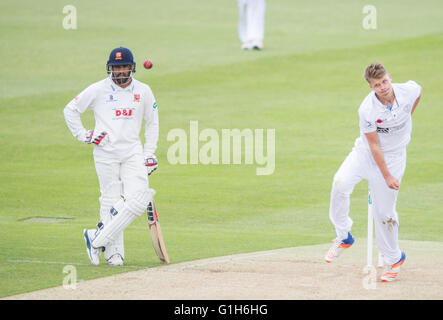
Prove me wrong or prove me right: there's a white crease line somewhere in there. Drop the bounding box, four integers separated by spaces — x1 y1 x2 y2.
7 259 141 269
7 248 293 273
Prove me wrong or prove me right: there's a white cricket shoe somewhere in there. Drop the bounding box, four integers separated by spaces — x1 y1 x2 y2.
325 232 355 263
107 254 124 266
83 229 100 265
381 251 406 282
241 42 252 50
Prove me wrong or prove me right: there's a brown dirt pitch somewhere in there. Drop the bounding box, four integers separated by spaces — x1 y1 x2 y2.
4 239 443 300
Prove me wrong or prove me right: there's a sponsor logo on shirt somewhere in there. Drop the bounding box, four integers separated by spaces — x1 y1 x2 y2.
376 121 407 134
376 127 390 134
153 101 158 109
113 107 136 119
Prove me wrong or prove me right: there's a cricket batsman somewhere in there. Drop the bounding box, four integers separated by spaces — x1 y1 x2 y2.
325 62 422 282
63 47 159 266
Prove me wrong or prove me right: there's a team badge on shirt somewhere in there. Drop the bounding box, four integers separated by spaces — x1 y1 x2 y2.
107 94 118 102
134 94 140 102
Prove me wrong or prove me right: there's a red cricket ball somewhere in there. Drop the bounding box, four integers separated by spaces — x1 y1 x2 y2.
143 59 153 69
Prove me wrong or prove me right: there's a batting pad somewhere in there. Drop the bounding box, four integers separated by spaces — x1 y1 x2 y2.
99 181 124 260
99 181 123 223
92 188 155 248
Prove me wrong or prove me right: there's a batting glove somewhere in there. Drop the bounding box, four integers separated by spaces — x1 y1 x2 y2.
144 155 158 176
91 130 110 147
82 129 94 144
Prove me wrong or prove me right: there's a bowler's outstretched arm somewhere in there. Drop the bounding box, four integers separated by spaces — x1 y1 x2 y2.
364 131 400 190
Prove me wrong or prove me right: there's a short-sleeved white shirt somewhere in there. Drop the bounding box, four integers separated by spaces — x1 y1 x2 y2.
355 80 421 154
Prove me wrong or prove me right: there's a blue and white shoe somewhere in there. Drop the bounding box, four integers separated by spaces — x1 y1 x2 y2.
325 232 355 263
381 251 406 282
83 229 100 265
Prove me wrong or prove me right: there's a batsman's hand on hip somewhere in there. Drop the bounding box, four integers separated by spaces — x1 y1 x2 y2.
82 129 94 144
90 130 110 147
81 129 110 146
144 155 158 176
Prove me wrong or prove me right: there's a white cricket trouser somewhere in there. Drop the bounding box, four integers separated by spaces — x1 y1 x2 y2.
329 147 406 265
238 0 266 44
94 152 149 260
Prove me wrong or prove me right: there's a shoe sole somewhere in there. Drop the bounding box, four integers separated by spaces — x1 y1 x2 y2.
325 251 336 263
381 273 398 282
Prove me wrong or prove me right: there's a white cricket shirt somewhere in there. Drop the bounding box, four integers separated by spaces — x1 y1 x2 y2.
355 80 421 154
64 76 159 160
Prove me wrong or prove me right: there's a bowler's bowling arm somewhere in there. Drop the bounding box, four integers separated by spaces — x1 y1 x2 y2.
365 132 399 190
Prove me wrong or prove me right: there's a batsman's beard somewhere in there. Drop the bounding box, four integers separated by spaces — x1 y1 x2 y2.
111 71 132 86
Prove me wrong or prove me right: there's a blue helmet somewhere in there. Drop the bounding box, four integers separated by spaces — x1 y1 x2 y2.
107 47 136 70
106 47 136 86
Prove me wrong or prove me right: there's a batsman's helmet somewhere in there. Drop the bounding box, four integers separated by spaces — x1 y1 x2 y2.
106 47 136 74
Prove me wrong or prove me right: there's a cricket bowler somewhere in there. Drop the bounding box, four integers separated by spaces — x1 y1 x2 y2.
325 62 422 282
63 47 159 266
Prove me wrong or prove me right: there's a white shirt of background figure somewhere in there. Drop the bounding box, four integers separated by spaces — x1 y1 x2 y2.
238 0 266 50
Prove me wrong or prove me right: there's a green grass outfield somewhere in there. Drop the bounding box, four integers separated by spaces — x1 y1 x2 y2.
1 0 442 298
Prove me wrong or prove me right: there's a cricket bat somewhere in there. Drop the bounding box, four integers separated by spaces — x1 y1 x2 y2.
147 200 170 264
